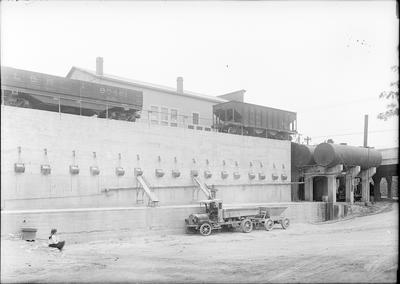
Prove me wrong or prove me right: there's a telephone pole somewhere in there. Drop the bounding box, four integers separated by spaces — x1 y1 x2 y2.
363 114 368 147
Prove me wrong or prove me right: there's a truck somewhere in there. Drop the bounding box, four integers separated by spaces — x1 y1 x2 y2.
185 199 290 236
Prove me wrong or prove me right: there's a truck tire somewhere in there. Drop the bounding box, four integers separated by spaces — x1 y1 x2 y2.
240 219 253 233
264 218 274 231
280 218 290 230
199 223 212 236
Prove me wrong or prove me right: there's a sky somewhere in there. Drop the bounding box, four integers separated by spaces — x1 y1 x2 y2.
1 1 398 149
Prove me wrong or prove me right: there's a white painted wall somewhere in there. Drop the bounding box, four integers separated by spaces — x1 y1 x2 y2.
1 106 291 210
69 69 220 128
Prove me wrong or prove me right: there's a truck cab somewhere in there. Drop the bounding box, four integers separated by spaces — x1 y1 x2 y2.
204 199 223 222
184 199 223 234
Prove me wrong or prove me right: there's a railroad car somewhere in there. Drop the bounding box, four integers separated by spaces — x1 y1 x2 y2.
1 67 143 121
213 101 297 140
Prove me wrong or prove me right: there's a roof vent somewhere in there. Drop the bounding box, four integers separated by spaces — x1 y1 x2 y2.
96 57 103 76
177 77 183 94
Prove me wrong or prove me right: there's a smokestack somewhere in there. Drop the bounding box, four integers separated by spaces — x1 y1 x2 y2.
177 77 183 94
96 57 103 76
363 114 368 147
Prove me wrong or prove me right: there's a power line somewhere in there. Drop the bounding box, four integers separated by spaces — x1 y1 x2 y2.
296 97 380 111
310 129 397 139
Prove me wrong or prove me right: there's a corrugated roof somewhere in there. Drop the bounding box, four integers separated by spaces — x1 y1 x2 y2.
66 67 227 103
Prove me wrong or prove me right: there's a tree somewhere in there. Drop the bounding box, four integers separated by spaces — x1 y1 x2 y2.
377 66 399 121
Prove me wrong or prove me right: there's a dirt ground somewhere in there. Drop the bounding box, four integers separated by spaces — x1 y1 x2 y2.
1 202 398 283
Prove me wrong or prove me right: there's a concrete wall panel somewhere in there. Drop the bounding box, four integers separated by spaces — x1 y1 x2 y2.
1 202 328 240
1 105 291 210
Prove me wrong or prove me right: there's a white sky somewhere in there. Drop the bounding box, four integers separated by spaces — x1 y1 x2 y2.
1 1 398 148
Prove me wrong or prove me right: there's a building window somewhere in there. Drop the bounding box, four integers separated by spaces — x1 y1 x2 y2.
150 106 159 124
161 107 169 126
170 109 178 127
192 113 199 125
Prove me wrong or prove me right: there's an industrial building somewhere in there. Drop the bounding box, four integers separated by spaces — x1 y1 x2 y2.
1 58 396 239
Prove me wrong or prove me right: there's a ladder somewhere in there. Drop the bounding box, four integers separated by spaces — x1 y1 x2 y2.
192 176 213 200
136 175 159 207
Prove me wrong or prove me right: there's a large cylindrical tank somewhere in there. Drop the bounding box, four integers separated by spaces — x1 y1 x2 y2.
314 143 382 170
291 143 316 167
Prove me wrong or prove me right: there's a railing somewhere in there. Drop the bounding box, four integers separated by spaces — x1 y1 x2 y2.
1 88 297 137
1 88 217 132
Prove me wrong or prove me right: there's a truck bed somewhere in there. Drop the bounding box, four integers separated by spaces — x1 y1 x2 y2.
222 207 259 219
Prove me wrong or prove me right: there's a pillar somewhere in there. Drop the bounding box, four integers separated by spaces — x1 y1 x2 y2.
372 175 382 201
327 176 337 203
345 166 361 204
386 176 393 199
360 167 376 203
291 169 299 201
304 176 313 201
345 177 354 204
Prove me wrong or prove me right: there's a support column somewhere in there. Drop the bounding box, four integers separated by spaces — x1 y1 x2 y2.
327 175 337 203
303 164 343 202
360 167 376 203
304 176 313 201
386 176 393 199
345 166 361 204
372 175 382 201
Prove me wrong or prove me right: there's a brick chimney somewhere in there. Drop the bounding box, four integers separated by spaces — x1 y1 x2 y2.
96 57 103 76
177 77 183 94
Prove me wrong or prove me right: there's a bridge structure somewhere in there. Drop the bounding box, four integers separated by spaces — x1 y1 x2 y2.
373 148 398 200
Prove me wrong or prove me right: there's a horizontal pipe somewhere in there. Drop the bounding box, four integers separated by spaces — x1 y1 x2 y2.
314 143 382 170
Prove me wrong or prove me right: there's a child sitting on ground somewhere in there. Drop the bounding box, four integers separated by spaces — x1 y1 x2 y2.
48 228 65 251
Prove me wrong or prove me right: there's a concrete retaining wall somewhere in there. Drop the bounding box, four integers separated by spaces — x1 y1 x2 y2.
1 202 329 240
1 106 291 210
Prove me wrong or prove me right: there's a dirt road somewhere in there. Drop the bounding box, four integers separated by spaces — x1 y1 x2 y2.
1 202 398 283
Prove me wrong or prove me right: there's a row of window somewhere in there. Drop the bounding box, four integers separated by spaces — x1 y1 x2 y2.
149 106 200 127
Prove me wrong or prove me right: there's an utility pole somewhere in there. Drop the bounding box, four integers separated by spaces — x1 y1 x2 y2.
305 136 311 145
296 134 302 143
363 114 368 147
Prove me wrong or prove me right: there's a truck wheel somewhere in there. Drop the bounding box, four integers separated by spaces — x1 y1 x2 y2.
280 218 290 230
241 219 253 233
264 219 274 231
199 223 212 236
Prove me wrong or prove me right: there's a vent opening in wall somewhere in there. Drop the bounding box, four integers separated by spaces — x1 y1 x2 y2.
69 165 79 175
116 167 125 176
248 171 256 180
90 166 100 176
155 169 165 177
172 169 181 178
134 168 143 176
204 170 212 179
14 163 25 173
40 164 51 175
